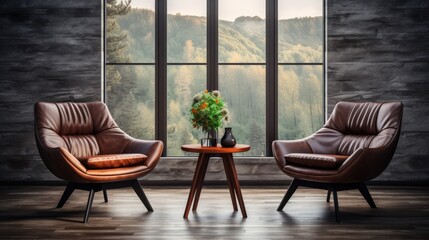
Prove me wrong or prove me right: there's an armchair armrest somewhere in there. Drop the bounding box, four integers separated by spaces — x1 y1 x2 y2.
58 147 87 173
123 139 164 170
272 139 313 168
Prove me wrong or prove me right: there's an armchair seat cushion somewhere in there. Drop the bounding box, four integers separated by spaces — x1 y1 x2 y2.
79 153 147 169
285 153 349 169
86 165 149 176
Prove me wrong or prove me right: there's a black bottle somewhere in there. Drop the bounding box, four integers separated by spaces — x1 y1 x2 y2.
221 127 236 147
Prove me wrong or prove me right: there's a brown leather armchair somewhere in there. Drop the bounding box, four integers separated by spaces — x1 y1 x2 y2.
272 102 403 222
34 102 163 223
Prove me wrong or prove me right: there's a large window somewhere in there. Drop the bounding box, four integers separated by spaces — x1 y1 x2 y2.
105 0 325 156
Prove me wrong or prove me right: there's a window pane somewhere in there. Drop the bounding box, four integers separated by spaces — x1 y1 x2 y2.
278 0 323 63
167 0 207 63
219 0 265 63
278 65 323 140
219 66 266 156
167 65 207 156
106 0 155 63
106 65 156 139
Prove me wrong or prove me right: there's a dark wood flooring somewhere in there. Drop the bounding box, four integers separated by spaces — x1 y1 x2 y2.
0 185 428 239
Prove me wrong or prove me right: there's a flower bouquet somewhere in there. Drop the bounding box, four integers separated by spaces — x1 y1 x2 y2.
189 90 229 146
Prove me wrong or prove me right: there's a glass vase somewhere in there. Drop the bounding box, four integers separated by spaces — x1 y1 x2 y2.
201 128 218 147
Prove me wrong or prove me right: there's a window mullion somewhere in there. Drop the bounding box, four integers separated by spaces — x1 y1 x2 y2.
266 0 278 156
155 0 168 156
207 0 218 91
323 0 327 122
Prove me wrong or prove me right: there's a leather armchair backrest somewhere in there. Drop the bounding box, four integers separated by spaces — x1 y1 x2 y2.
307 102 403 156
35 102 130 158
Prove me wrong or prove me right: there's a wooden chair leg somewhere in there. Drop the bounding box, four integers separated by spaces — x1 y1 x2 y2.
277 179 299 211
326 190 331 202
358 183 377 208
332 190 340 223
57 182 75 208
131 180 153 212
102 189 108 203
83 189 95 223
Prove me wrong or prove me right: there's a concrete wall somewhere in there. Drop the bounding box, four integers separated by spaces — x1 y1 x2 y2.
327 0 429 181
0 0 102 180
0 0 428 182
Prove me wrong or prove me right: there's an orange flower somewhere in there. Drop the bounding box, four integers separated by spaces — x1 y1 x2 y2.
200 102 207 109
204 89 208 93
215 99 219 104
192 108 197 114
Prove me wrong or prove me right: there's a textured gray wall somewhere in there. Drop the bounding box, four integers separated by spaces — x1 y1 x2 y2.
327 0 429 181
0 0 102 180
0 0 428 182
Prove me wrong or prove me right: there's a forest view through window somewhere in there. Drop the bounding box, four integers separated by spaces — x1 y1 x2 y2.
105 0 325 156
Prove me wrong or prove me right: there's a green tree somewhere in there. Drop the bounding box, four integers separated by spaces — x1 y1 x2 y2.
106 0 131 63
248 122 265 156
112 91 144 138
106 0 132 105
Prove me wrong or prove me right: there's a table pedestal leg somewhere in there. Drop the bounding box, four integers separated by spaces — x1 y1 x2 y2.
222 155 238 211
183 153 206 218
224 153 247 218
192 154 210 211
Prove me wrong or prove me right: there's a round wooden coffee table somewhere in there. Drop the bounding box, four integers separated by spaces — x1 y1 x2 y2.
181 144 251 218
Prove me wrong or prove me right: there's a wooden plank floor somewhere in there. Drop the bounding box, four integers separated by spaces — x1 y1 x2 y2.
0 185 428 239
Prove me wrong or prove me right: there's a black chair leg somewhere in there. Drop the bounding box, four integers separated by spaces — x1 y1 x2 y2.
332 190 340 223
83 189 95 223
103 189 108 203
326 190 331 202
57 182 75 208
277 179 299 211
131 180 153 212
358 183 376 208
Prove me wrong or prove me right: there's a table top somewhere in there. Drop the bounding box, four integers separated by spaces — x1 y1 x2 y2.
181 144 251 154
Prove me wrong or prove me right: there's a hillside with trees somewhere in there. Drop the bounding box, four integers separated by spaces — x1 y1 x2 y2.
106 2 323 156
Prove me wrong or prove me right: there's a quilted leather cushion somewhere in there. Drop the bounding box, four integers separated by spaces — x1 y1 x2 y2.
285 153 349 169
79 153 147 169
